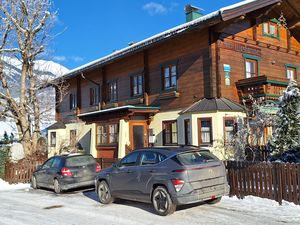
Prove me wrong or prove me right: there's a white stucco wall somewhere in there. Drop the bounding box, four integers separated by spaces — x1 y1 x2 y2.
149 110 181 146
189 111 246 159
47 122 97 158
118 119 130 159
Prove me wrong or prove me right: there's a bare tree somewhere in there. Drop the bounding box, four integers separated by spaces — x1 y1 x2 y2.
213 96 275 161
0 0 67 157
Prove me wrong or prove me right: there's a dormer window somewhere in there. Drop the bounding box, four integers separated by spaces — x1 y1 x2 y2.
263 19 279 39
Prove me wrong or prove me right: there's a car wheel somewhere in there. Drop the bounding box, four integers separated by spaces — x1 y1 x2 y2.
98 180 114 204
152 186 176 216
54 179 62 194
206 196 222 204
31 176 38 189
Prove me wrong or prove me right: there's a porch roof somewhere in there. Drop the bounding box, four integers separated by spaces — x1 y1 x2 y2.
47 121 66 130
78 105 160 118
180 98 245 114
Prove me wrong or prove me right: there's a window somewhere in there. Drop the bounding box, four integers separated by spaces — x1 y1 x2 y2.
90 87 99 106
245 59 258 78
162 120 178 145
263 20 279 38
97 124 119 145
108 81 117 102
66 155 96 167
52 157 62 168
244 54 260 78
109 124 118 143
198 118 212 145
69 93 77 110
140 152 159 165
224 118 236 142
42 158 54 169
50 132 56 147
176 151 217 165
162 64 177 90
184 119 191 145
120 152 140 167
285 64 298 80
70 130 77 147
131 74 143 97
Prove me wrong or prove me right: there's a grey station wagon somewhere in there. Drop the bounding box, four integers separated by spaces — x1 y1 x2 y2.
32 153 101 193
95 146 229 216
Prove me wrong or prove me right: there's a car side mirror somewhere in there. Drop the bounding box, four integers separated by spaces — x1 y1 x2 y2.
37 165 42 170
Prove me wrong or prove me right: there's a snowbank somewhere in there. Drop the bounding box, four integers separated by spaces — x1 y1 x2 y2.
0 179 30 191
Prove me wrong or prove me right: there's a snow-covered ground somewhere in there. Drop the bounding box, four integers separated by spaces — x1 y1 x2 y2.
0 179 30 191
0 183 299 225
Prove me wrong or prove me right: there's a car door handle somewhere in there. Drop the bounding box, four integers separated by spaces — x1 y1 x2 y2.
147 170 155 173
126 170 133 173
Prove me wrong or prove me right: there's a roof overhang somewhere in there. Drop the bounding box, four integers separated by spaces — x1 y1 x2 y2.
78 105 160 118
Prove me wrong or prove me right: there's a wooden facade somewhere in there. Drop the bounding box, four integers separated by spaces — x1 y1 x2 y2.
52 0 300 158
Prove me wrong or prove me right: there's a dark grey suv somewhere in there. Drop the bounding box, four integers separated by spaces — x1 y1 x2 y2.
32 154 101 193
95 146 229 216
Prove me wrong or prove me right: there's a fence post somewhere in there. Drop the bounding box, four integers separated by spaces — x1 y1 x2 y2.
277 164 283 205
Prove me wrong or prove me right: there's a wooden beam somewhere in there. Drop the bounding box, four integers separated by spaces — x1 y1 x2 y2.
214 15 246 33
143 50 149 106
76 76 81 110
256 2 281 19
101 67 107 108
289 20 300 30
285 0 300 18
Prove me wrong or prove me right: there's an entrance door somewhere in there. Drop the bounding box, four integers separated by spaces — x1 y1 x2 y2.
130 121 148 150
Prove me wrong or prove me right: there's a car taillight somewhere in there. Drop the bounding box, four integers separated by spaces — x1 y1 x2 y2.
96 163 101 173
171 179 185 192
61 167 72 177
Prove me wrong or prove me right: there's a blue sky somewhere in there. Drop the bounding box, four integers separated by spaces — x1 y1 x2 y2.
50 0 242 70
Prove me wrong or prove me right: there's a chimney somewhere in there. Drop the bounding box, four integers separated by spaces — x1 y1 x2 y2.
184 4 203 22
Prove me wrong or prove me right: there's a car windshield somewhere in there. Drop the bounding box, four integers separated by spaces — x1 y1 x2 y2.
65 155 95 167
176 151 217 165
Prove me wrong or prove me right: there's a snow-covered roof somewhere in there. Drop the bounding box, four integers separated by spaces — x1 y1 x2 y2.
180 98 245 114
60 0 280 80
78 105 160 117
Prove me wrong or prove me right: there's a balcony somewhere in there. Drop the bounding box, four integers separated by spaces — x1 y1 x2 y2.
236 75 290 101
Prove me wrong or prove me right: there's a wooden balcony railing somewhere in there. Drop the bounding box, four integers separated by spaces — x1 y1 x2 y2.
236 75 289 100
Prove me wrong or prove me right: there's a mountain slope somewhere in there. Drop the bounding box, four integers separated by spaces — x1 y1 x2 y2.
0 58 69 139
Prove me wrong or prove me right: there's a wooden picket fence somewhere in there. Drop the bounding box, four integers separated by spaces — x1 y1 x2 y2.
5 159 45 184
225 161 300 205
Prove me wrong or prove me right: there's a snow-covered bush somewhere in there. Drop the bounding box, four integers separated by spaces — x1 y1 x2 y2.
10 143 25 163
268 80 300 157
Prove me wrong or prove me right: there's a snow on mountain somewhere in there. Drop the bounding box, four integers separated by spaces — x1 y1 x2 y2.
0 57 69 139
0 120 17 139
2 57 69 95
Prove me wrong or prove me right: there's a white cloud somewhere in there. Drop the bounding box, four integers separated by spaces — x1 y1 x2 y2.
53 55 84 63
143 2 167 15
70 56 84 62
53 56 66 62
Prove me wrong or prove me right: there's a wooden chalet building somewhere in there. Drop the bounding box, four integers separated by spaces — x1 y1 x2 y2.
48 0 300 159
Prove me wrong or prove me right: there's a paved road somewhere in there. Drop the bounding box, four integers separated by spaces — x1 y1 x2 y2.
0 188 299 225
